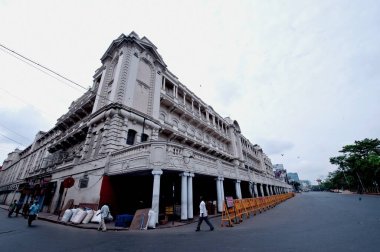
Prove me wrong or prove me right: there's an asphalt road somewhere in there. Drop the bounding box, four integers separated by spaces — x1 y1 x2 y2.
1 192 379 252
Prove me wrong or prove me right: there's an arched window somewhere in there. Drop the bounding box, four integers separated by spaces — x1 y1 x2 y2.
126 129 137 145
159 112 166 122
172 119 179 128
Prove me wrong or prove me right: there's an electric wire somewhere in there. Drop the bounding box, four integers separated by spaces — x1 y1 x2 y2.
0 86 54 118
0 42 108 151
0 42 154 163
0 122 32 142
0 132 26 147
0 47 83 93
0 44 87 92
0 43 113 104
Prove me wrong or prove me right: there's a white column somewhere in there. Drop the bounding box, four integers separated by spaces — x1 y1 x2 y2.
239 182 243 199
151 169 163 224
235 180 242 199
220 177 225 207
216 177 222 212
268 185 272 196
260 184 264 197
249 182 253 197
254 183 258 197
187 173 194 219
180 172 189 221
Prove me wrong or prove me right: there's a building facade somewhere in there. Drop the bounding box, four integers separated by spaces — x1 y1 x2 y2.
287 172 300 183
273 164 288 183
0 32 291 224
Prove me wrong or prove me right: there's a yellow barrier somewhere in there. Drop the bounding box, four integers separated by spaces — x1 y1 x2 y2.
221 193 295 227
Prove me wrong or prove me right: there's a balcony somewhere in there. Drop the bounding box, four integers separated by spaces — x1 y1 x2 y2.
107 141 236 177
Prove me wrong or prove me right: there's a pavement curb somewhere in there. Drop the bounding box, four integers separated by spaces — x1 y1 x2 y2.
1 205 221 231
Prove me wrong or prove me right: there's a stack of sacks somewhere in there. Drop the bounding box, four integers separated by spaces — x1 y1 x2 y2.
71 208 87 224
90 210 101 223
61 209 73 223
82 209 94 224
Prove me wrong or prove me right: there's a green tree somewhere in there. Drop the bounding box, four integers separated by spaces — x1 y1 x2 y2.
289 181 301 191
329 138 380 193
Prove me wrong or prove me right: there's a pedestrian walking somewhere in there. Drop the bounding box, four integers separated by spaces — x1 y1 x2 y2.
22 202 30 219
15 200 23 217
195 196 214 232
8 200 17 217
28 201 39 226
97 203 110 232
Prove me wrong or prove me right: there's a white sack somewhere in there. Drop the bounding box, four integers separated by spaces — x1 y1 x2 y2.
61 209 73 223
71 209 87 224
90 210 101 223
82 210 94 224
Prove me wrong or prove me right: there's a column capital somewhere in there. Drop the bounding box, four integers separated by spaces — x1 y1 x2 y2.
180 172 190 177
188 173 195 177
152 169 163 176
216 176 224 181
236 180 241 183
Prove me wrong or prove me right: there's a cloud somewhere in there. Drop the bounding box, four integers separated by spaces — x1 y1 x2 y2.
0 107 49 160
256 137 294 155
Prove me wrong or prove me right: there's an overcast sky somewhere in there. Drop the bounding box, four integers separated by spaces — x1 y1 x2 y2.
0 0 379 184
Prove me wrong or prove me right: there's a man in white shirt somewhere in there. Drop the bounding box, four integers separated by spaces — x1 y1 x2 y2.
97 203 110 232
195 196 214 231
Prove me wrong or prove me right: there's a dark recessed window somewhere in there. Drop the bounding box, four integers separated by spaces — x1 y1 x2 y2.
141 133 149 142
126 129 137 145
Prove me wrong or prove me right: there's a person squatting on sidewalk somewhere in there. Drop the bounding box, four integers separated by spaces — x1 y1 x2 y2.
97 203 110 232
196 196 214 232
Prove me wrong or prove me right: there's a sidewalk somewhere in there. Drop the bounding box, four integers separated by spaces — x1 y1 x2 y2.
1 204 210 231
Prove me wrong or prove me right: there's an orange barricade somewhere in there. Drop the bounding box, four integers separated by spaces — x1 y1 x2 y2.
221 193 295 227
221 199 241 227
235 199 250 220
221 201 234 227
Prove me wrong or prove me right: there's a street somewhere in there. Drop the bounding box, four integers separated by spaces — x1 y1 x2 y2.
1 192 379 252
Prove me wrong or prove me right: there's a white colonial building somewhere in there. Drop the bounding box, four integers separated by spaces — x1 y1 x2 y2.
0 32 291 224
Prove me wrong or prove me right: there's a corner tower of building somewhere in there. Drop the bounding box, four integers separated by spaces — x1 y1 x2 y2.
93 32 166 119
